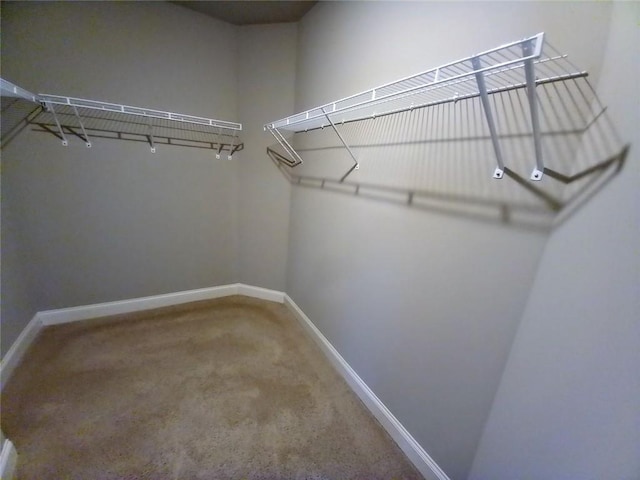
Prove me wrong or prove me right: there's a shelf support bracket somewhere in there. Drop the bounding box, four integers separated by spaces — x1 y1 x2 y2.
267 127 303 167
471 56 504 179
147 116 156 153
321 107 359 182
45 102 68 146
227 131 237 160
215 127 224 159
523 39 544 181
71 106 92 148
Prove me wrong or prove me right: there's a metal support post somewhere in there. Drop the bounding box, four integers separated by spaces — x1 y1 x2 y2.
46 102 68 146
72 106 92 147
147 116 156 153
471 56 504 179
321 107 359 182
523 39 544 181
215 128 224 159
267 127 304 167
227 131 237 160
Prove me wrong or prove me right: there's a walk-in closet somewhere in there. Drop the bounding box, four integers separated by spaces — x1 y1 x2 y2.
1 2 637 479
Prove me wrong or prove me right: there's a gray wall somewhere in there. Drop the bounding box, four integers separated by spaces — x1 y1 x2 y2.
0 172 42 362
469 3 640 478
286 2 613 479
237 24 296 291
1 2 241 355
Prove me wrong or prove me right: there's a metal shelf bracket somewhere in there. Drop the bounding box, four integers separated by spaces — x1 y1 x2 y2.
471 56 505 179
147 116 156 153
522 37 545 181
266 126 304 167
72 105 92 148
321 107 360 182
45 102 68 147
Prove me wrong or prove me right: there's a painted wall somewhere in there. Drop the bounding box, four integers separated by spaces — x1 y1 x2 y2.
236 23 296 291
1 2 240 356
469 3 640 478
0 173 43 358
287 2 613 479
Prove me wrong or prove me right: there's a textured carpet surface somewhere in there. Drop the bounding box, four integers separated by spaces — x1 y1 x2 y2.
2 296 423 479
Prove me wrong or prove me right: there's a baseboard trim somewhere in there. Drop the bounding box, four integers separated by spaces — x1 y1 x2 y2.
1 283 285 389
0 439 18 480
284 294 450 480
37 283 285 327
0 314 43 392
237 284 285 303
37 284 239 326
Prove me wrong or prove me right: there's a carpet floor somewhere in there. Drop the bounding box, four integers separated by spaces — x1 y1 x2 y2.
2 295 423 479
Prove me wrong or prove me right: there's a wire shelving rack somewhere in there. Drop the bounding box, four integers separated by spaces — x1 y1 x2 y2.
264 33 588 181
0 78 243 158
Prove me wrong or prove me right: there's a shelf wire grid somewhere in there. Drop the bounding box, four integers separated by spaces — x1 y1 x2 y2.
269 74 624 224
38 94 242 132
31 105 240 150
1 78 242 152
266 34 585 133
23 95 243 155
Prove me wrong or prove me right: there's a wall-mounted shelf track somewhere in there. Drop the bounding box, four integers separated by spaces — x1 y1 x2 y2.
264 33 588 181
1 78 243 157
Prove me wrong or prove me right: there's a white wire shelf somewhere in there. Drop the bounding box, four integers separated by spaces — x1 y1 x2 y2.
264 33 589 181
38 94 242 132
1 78 40 103
1 78 243 157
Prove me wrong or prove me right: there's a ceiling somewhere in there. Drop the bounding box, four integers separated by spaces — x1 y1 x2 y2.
175 1 318 26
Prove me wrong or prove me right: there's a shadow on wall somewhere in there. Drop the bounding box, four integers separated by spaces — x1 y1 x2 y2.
1 97 40 147
267 77 628 233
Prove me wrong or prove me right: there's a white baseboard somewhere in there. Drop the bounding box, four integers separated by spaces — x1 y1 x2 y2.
0 314 43 392
237 284 285 303
38 284 239 326
284 294 450 480
1 283 285 388
0 439 18 480
37 283 285 326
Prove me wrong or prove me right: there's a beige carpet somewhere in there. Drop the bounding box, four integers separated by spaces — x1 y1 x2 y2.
2 295 423 479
